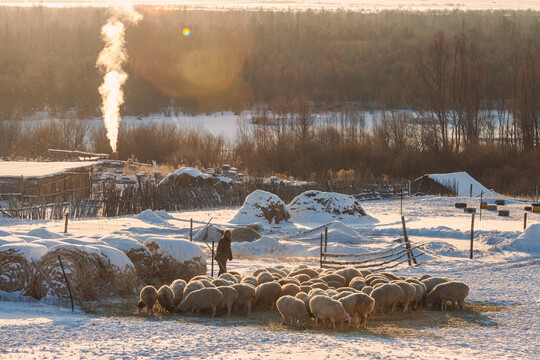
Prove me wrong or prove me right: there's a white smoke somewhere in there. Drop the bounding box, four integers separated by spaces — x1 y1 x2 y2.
96 5 142 153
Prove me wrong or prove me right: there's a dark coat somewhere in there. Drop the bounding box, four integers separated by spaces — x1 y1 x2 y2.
215 235 232 261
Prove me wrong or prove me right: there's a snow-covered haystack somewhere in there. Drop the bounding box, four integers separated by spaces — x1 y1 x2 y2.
36 244 137 301
231 226 262 242
143 238 207 283
193 225 223 243
26 228 64 239
231 190 290 224
99 236 153 284
158 167 211 187
287 191 367 223
136 209 171 226
0 243 47 294
503 224 540 254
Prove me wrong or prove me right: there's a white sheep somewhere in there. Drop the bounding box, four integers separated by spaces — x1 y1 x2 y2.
241 276 259 287
281 283 302 297
391 280 416 312
219 273 239 284
157 285 175 312
232 283 256 315
338 293 375 328
332 291 354 300
380 272 400 281
138 285 158 316
349 277 367 291
321 274 347 287
256 271 275 284
276 295 310 325
288 268 319 279
278 277 302 286
361 286 374 296
308 288 327 301
309 295 351 330
178 287 224 317
335 267 362 285
170 279 187 308
370 283 403 314
216 286 240 316
427 281 469 310
254 281 282 310
295 292 310 310
190 275 213 282
293 274 311 283
212 279 235 287
183 281 205 299
421 277 450 293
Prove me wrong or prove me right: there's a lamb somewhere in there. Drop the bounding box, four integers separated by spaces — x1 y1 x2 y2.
241 276 259 287
183 281 205 298
276 295 310 325
216 286 239 316
281 283 302 297
349 277 367 291
427 281 469 310
256 271 275 284
370 283 403 314
391 281 416 312
219 273 239 284
321 274 347 287
157 285 175 312
178 287 224 317
254 281 282 310
232 283 256 315
422 277 450 293
170 279 187 308
361 286 374 296
309 295 351 330
138 285 158 316
338 293 375 328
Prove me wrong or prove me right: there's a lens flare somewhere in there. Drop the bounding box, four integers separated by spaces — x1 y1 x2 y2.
182 28 191 37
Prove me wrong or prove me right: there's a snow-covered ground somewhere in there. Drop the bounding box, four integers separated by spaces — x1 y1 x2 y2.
1 194 539 359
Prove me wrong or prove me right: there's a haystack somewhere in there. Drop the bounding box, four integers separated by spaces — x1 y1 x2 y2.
0 243 47 295
231 190 290 224
287 190 368 222
231 226 262 242
192 225 224 243
37 244 137 301
143 238 207 284
99 236 153 284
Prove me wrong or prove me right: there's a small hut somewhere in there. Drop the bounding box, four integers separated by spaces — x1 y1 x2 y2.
411 171 497 197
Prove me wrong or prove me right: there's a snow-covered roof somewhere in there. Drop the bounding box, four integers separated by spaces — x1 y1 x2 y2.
425 171 497 197
0 161 99 178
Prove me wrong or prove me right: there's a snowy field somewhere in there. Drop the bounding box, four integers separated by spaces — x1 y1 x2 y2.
1 194 539 359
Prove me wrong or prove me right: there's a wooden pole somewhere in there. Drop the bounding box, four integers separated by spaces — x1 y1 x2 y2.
58 255 74 312
64 211 69 233
401 216 413 266
324 226 328 255
479 191 483 221
190 218 193 242
211 241 215 278
400 186 403 215
524 212 527 230
470 213 475 259
470 184 473 197
320 234 323 268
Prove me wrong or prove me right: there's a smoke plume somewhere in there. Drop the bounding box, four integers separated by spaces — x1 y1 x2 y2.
96 5 142 153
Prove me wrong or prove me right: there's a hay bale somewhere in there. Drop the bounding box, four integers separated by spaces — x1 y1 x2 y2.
498 210 510 217
0 243 47 295
524 206 532 211
464 207 476 213
487 205 498 211
454 203 467 209
99 236 153 284
143 238 207 284
231 226 262 242
495 200 506 205
231 190 290 224
287 190 368 222
193 225 224 243
38 244 137 301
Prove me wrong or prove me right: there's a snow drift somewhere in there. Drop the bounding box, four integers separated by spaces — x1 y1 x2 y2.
426 171 497 197
231 190 290 224
503 224 540 254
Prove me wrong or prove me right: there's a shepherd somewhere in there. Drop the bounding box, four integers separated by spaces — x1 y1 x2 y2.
215 229 233 276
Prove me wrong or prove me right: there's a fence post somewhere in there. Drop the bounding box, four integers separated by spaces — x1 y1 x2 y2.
320 233 323 269
401 216 414 266
190 218 193 242
400 186 403 215
64 211 69 234
524 212 527 230
479 191 483 221
324 226 328 255
470 184 473 197
211 241 215 278
470 213 475 259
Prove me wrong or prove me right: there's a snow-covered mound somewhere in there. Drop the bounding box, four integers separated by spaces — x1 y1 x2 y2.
287 191 369 223
427 171 497 197
136 209 171 226
31 239 67 249
143 237 207 281
99 236 146 252
231 226 261 242
26 228 64 239
158 167 231 187
231 190 290 224
193 225 223 243
232 236 288 257
0 236 27 246
503 224 540 254
0 242 48 262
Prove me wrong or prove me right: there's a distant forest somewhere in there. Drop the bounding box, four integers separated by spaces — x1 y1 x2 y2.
0 7 539 195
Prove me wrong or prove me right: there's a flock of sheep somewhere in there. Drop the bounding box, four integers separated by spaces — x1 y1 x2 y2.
137 265 469 330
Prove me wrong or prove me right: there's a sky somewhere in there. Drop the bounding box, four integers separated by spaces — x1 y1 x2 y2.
0 1 538 11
